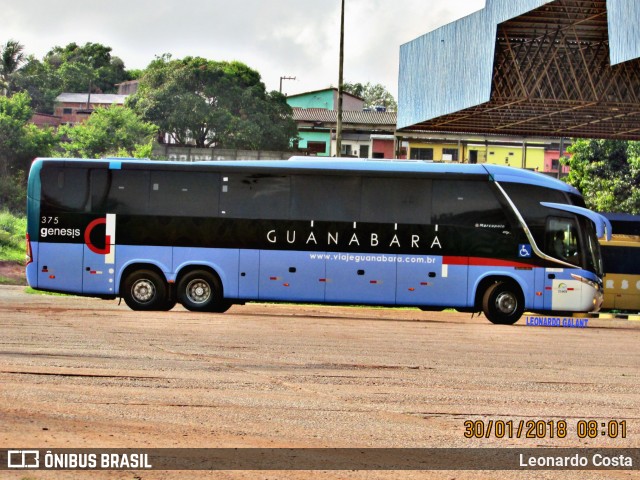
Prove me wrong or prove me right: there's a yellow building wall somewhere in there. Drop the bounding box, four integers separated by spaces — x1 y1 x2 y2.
483 145 545 171
408 143 463 161
408 142 546 169
467 146 487 164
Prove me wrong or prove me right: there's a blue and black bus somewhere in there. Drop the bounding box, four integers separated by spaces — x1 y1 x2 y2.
26 157 611 324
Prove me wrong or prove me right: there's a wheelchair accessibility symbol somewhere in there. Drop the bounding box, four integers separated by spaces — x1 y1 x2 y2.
519 244 532 258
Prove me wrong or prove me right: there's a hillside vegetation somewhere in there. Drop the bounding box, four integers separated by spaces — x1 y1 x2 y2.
0 210 26 262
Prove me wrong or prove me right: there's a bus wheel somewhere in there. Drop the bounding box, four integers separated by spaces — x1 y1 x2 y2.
177 270 230 313
482 281 524 325
122 269 168 311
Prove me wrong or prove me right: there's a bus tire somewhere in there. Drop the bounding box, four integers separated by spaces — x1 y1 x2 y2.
482 281 524 325
160 297 178 311
177 270 230 313
122 269 168 311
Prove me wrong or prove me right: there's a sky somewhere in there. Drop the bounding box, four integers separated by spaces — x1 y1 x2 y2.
2 0 485 98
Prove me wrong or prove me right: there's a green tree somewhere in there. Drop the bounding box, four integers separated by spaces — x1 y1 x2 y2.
128 55 298 149
58 104 157 158
565 139 640 214
0 92 57 212
12 42 131 113
343 81 397 111
45 42 128 94
0 39 26 95
11 56 61 113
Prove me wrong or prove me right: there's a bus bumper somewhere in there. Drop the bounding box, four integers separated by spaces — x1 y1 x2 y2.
571 273 603 312
25 241 38 288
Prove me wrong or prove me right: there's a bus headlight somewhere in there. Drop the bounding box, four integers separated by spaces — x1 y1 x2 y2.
570 273 600 291
571 274 603 311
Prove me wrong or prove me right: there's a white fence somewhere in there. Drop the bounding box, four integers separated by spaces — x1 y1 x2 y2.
153 144 294 162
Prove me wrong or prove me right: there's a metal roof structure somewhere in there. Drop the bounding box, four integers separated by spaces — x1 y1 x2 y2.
398 0 640 140
55 93 128 105
292 107 397 129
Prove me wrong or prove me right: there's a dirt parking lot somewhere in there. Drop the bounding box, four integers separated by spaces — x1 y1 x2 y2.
0 285 638 479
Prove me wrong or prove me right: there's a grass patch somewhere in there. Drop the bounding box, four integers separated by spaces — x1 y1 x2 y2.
0 210 27 261
24 287 70 296
0 274 23 286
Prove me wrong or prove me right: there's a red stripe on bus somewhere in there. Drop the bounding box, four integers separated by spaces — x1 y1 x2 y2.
443 256 534 268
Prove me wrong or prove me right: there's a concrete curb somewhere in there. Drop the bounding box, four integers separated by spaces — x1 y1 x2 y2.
576 313 640 321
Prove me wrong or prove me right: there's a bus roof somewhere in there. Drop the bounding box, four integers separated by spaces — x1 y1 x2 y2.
601 213 640 235
33 156 579 194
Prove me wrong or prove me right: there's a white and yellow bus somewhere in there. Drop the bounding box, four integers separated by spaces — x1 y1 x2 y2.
600 213 640 311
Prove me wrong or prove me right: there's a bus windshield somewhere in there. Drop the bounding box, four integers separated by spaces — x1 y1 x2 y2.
544 216 603 277
581 217 604 278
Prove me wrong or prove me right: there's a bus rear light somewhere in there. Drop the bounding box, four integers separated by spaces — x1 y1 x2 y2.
25 233 33 265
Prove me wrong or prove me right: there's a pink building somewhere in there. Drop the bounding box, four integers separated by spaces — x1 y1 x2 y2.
544 149 571 175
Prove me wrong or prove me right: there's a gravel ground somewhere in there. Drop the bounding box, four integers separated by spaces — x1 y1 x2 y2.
0 285 638 479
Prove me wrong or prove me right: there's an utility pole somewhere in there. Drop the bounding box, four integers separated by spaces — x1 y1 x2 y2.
279 76 296 94
557 136 565 179
336 0 345 157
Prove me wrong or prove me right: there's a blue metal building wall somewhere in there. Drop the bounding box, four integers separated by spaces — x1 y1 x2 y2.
607 0 640 65
398 0 639 130
398 0 553 130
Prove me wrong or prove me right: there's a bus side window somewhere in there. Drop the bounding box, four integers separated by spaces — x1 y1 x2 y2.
290 175 360 222
220 174 289 219
432 180 508 227
361 177 431 224
91 170 150 215
90 169 109 213
150 171 219 217
41 167 90 212
501 183 567 223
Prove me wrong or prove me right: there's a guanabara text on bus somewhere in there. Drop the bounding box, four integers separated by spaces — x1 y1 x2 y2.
26 157 611 324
